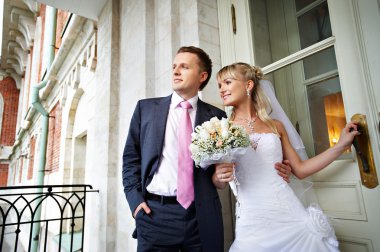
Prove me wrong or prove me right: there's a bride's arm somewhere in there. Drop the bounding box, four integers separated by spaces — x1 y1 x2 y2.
276 120 359 179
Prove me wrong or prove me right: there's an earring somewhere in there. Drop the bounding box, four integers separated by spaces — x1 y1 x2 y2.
246 89 250 97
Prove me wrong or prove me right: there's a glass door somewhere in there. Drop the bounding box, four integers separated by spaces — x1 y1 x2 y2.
216 0 380 251
251 0 347 158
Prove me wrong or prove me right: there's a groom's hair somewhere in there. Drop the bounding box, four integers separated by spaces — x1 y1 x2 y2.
177 46 212 90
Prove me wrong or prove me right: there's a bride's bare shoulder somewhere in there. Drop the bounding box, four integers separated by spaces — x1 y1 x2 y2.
272 119 287 136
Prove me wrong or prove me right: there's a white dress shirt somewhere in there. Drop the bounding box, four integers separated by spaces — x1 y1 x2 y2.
146 92 198 196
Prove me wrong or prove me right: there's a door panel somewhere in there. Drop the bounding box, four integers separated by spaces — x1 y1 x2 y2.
217 0 380 251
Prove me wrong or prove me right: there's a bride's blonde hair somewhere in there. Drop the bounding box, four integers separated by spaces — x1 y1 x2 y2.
217 62 279 135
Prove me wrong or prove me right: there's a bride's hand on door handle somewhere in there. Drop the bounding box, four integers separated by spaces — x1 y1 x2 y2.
349 122 371 173
337 121 360 149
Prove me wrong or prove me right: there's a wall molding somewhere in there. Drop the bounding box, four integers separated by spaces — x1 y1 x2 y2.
313 181 367 221
338 235 374 252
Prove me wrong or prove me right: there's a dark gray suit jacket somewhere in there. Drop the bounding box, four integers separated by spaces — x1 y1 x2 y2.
122 94 226 252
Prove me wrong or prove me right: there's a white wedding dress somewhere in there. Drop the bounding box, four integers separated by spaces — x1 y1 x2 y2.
230 133 339 252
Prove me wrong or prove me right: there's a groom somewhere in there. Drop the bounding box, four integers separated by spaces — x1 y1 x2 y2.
122 46 292 252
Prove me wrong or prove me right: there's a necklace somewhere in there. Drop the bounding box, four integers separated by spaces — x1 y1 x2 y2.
235 113 258 132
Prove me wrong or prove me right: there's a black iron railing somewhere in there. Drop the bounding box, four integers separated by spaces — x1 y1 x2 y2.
0 184 98 252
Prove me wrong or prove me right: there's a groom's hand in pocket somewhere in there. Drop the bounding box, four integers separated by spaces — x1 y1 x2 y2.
133 202 151 218
275 160 292 183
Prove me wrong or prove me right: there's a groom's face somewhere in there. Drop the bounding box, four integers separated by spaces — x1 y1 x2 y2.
172 52 208 100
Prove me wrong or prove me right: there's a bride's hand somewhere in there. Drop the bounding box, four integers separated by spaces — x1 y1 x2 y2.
212 163 234 189
215 163 234 182
336 121 360 150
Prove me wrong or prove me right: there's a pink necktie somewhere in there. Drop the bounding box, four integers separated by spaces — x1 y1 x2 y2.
177 101 194 209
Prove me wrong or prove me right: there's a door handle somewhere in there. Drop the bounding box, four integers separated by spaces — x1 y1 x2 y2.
351 114 378 189
350 126 370 173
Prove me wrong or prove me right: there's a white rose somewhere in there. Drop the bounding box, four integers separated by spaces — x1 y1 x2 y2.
220 118 229 138
199 129 210 140
191 132 197 139
203 121 212 132
210 117 219 123
221 128 229 139
189 143 200 154
220 117 228 126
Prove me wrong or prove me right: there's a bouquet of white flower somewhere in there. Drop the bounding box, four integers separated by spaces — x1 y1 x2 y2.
189 117 250 196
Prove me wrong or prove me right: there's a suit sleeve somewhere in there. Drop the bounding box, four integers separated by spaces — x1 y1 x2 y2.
219 109 227 119
214 107 227 120
122 101 145 214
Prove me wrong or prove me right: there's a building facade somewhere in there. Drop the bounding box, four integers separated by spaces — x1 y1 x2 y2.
1 0 379 251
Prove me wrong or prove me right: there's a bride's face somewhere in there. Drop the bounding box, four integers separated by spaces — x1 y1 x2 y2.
217 76 248 106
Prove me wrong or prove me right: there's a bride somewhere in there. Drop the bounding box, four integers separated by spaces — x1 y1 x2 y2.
212 62 359 252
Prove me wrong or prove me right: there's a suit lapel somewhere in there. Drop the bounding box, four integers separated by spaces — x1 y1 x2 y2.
195 99 212 127
155 95 171 153
148 95 171 177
